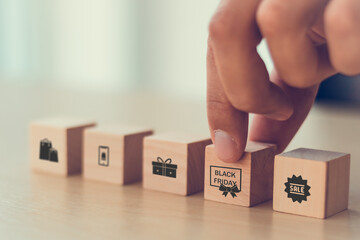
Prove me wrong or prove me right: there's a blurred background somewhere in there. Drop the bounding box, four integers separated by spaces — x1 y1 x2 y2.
0 0 277 100
0 0 360 128
0 0 359 102
1 0 359 101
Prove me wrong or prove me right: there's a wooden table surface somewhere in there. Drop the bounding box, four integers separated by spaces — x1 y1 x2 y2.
0 84 359 240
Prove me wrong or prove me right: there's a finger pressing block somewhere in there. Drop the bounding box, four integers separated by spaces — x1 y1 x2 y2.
30 117 96 176
143 133 212 196
204 142 276 207
83 125 153 185
273 148 350 219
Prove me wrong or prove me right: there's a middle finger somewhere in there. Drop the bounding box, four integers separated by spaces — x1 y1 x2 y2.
257 0 334 88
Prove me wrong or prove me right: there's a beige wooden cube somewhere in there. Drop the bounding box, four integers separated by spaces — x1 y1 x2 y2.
204 142 276 207
273 148 350 219
30 118 96 176
143 133 212 196
83 125 153 184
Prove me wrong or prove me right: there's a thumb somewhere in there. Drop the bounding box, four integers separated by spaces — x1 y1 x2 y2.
207 45 248 163
249 71 319 153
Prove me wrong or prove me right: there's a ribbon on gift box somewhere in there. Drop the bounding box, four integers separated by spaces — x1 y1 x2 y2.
219 184 240 198
157 157 172 164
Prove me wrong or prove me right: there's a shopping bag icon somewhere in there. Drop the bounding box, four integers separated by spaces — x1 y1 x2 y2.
39 139 52 160
39 138 58 163
49 148 58 162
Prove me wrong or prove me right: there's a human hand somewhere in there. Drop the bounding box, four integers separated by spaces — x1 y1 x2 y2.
207 0 360 162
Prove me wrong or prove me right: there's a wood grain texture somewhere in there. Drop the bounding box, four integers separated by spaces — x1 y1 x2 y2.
29 118 96 176
67 126 94 175
325 154 351 217
187 139 212 194
250 145 277 206
204 142 276 207
273 148 350 219
143 133 211 196
83 125 153 185
2 85 360 240
123 131 154 183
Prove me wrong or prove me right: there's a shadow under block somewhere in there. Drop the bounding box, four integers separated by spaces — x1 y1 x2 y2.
83 125 153 185
143 133 212 196
204 142 276 207
273 148 350 219
30 118 96 176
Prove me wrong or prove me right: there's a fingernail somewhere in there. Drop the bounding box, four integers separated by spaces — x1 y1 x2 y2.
214 130 238 162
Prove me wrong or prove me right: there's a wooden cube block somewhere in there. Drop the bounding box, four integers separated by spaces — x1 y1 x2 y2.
143 133 212 196
30 118 96 176
273 148 350 219
83 125 153 184
204 142 276 207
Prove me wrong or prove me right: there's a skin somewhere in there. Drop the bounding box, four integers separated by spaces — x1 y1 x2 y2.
207 0 360 163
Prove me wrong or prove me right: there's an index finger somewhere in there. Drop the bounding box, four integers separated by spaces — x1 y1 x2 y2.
207 44 248 162
209 0 293 120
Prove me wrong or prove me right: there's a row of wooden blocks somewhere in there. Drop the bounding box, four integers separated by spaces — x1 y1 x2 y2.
30 118 351 219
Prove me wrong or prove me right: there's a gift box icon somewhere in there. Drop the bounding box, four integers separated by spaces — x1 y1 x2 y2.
152 157 177 178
